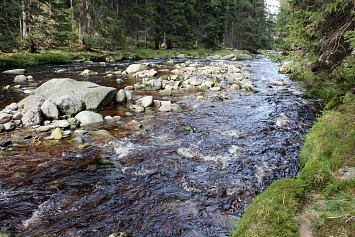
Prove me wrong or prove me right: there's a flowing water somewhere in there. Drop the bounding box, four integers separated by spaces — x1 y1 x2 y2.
0 57 320 236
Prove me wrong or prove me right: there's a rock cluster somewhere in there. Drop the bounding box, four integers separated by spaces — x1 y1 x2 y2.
0 78 123 135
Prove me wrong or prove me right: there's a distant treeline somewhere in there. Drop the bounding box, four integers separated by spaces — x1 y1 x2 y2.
0 0 274 52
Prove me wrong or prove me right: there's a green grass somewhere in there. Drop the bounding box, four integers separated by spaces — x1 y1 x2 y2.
233 92 355 236
233 178 305 237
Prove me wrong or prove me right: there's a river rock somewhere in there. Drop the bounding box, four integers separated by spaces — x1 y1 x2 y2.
221 54 236 60
138 96 154 108
279 61 294 74
207 55 221 60
4 122 15 131
34 78 116 111
41 100 60 120
210 87 222 91
145 79 163 90
67 117 80 128
13 120 21 126
69 136 84 145
125 64 146 74
125 91 133 101
6 103 18 111
231 84 241 90
160 88 172 96
13 75 27 83
159 102 172 112
0 124 3 132
51 128 63 140
53 120 70 128
80 69 98 76
90 130 116 141
56 95 85 116
75 111 104 125
13 112 22 120
18 95 45 113
2 69 27 74
21 107 43 127
116 89 127 103
129 104 145 113
36 126 50 133
26 75 34 81
0 113 12 124
116 79 124 85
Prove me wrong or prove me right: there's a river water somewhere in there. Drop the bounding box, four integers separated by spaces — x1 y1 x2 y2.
0 57 319 236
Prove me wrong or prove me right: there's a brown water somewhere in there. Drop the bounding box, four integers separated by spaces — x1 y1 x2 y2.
0 57 320 236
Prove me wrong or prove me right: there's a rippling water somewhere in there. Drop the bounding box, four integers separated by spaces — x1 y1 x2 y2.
0 57 319 236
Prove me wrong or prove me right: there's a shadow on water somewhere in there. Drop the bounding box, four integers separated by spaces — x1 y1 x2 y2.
0 57 320 236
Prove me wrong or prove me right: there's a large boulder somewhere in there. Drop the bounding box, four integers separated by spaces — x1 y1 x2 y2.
75 111 104 125
18 95 46 113
34 78 117 111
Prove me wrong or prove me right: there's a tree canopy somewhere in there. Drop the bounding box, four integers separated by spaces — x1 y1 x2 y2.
0 0 273 52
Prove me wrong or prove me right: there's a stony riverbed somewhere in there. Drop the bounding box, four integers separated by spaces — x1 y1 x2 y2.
0 56 320 236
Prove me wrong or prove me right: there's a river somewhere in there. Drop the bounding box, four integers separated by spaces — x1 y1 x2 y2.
0 56 319 236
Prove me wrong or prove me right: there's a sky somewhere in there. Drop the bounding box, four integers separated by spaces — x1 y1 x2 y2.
265 0 280 15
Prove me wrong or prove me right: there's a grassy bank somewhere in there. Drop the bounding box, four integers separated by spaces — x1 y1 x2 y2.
0 48 249 68
233 58 355 236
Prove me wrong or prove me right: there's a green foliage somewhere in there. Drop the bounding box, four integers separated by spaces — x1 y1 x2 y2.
233 178 305 237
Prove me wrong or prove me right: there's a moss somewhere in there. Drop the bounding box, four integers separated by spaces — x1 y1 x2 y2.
233 178 305 237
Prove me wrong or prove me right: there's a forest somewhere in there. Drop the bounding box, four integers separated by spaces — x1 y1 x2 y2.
0 0 274 53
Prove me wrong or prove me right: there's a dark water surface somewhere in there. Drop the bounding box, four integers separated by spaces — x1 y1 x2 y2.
0 57 319 236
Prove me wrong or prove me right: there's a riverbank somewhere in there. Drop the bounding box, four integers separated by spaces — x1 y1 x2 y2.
0 48 251 68
233 56 355 236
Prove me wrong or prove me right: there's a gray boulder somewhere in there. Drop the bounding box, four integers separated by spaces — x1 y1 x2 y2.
125 64 146 74
0 113 12 124
145 79 163 90
56 95 85 116
129 104 145 113
2 69 27 74
4 122 15 131
221 54 236 60
138 96 154 108
34 78 116 111
206 55 221 60
41 100 60 120
116 89 127 103
18 95 45 113
125 91 133 101
6 103 18 111
14 75 27 83
75 111 104 125
21 107 43 127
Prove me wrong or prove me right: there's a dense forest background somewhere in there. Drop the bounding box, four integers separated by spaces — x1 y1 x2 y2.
0 0 274 53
